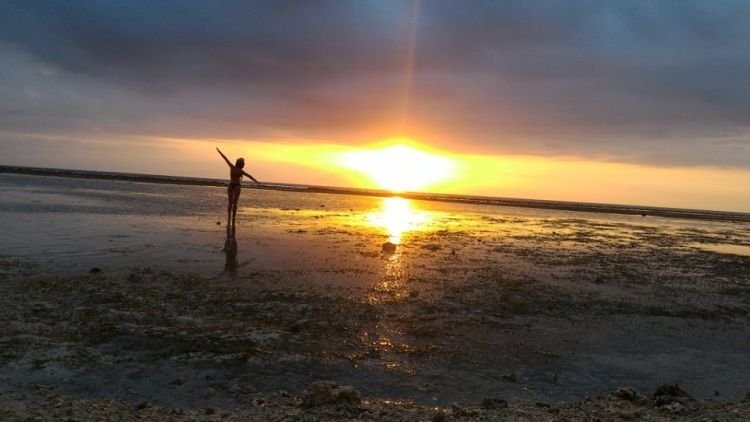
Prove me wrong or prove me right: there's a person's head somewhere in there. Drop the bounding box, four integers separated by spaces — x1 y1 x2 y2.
235 158 245 169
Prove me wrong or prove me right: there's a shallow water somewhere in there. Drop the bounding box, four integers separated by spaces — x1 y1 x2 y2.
2 173 749 276
2 173 750 403
688 242 750 256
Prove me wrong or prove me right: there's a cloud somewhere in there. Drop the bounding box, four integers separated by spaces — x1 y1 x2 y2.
1 0 749 168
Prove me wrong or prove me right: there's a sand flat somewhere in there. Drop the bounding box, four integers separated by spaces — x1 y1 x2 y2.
1 174 749 419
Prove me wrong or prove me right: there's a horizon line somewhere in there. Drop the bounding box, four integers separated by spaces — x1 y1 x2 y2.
1 163 749 222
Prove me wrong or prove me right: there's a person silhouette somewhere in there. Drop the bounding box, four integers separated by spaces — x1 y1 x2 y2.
216 147 259 227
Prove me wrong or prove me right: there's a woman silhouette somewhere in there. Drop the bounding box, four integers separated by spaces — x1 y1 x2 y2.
216 147 259 227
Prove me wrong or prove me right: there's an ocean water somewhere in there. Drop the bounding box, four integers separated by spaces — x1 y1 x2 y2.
1 173 749 277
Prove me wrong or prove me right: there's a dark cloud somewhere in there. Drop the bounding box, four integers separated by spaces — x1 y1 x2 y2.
1 0 749 167
0 1 410 90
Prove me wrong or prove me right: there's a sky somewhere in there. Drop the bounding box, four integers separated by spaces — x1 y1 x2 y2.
1 1 749 211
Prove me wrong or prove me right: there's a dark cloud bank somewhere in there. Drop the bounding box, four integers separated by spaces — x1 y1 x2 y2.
1 0 749 168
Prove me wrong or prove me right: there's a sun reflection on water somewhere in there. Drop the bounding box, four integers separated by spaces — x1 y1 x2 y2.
367 197 428 244
366 197 427 308
363 198 430 375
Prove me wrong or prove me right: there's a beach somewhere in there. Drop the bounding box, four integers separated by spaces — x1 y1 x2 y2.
1 172 749 420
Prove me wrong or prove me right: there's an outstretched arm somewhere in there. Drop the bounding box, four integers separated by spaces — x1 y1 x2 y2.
242 170 259 184
216 147 233 167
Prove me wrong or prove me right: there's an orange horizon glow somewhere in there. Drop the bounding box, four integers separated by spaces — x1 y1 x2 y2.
104 135 750 213
336 140 456 193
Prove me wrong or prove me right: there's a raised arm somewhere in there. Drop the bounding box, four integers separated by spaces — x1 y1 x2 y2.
216 147 233 167
242 170 259 184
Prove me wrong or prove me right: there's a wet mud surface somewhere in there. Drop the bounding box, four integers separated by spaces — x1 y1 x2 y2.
1 175 750 419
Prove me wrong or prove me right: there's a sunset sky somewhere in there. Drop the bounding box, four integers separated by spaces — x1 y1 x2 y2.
1 1 750 211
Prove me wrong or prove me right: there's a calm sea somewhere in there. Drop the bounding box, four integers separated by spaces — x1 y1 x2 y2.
1 173 748 276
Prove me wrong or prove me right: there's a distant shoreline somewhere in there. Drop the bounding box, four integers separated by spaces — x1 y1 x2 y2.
2 164 749 223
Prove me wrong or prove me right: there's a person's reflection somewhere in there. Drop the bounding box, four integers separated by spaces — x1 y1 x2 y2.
223 223 238 277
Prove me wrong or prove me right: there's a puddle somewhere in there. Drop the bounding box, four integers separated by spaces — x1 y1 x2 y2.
689 242 750 256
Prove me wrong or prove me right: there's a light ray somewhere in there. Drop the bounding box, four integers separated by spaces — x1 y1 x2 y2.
400 0 421 131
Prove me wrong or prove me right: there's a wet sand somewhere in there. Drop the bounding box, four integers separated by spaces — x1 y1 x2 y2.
1 174 750 420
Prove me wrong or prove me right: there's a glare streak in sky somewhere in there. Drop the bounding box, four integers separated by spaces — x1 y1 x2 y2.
400 0 421 131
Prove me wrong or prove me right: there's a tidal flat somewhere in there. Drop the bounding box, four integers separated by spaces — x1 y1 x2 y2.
1 174 749 420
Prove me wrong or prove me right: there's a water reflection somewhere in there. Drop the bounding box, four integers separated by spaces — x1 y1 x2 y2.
689 242 750 256
367 197 428 244
364 198 424 375
366 197 423 305
223 224 238 277
370 253 410 303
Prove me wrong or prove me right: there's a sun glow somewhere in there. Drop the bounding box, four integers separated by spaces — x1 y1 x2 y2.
368 197 428 244
337 142 455 192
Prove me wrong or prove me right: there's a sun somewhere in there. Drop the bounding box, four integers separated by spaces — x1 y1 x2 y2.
337 140 455 192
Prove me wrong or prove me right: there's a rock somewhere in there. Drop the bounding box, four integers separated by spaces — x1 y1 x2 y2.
382 242 397 254
480 398 508 409
653 383 690 407
89 267 102 274
135 401 149 411
501 373 517 383
618 409 641 419
653 384 689 398
451 403 480 417
336 386 361 402
205 407 216 415
612 387 638 401
431 411 447 422
654 384 690 397
301 381 361 407
171 377 185 386
289 319 309 333
663 402 686 414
